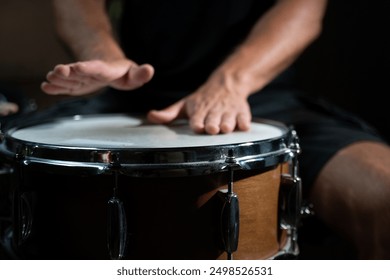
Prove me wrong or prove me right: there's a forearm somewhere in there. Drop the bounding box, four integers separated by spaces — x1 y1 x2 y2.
53 0 125 61
210 0 327 97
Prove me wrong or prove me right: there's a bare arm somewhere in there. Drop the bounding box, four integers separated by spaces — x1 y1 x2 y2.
148 0 328 134
213 0 327 96
53 0 122 61
41 0 154 95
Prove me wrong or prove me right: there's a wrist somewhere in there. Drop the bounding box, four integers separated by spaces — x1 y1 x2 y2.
210 46 271 98
209 67 264 99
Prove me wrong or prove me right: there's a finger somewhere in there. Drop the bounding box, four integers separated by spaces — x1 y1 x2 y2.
45 71 90 94
204 112 222 135
46 71 86 89
52 64 72 77
147 99 185 124
41 82 72 95
71 61 124 84
237 112 251 131
49 63 96 88
220 113 237 134
189 111 207 134
71 61 109 79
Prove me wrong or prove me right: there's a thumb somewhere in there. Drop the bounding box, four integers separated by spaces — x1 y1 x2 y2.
147 99 186 124
127 63 154 89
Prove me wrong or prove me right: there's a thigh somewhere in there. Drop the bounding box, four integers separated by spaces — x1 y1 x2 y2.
309 141 390 258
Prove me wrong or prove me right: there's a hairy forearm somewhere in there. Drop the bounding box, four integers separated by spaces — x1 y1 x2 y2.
53 0 125 61
211 0 328 97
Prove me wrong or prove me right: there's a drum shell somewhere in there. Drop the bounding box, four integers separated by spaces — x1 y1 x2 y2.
13 164 287 260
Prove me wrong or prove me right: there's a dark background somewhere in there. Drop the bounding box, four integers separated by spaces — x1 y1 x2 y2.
0 0 389 259
295 0 390 142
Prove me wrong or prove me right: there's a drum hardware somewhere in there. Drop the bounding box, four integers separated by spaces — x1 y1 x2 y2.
15 193 33 244
107 154 128 260
220 149 240 260
13 152 33 248
0 129 33 250
278 129 301 257
300 203 315 218
0 164 13 243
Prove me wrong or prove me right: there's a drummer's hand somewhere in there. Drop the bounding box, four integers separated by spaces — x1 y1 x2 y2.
41 59 154 95
147 79 252 135
0 101 19 116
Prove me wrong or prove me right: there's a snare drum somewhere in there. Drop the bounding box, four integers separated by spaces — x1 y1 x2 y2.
0 114 302 260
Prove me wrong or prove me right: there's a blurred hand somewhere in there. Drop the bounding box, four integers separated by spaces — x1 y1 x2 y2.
0 101 18 116
41 59 154 96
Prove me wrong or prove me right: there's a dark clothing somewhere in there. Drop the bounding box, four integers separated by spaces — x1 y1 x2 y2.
119 0 275 92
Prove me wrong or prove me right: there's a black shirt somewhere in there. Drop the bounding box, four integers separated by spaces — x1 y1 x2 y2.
119 0 275 92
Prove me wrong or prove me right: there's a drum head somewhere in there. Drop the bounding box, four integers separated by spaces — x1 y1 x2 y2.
1 114 293 176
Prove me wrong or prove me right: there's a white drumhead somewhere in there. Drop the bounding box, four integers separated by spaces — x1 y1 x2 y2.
10 114 285 148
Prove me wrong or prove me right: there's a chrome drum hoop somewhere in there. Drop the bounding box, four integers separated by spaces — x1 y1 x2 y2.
0 115 295 177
